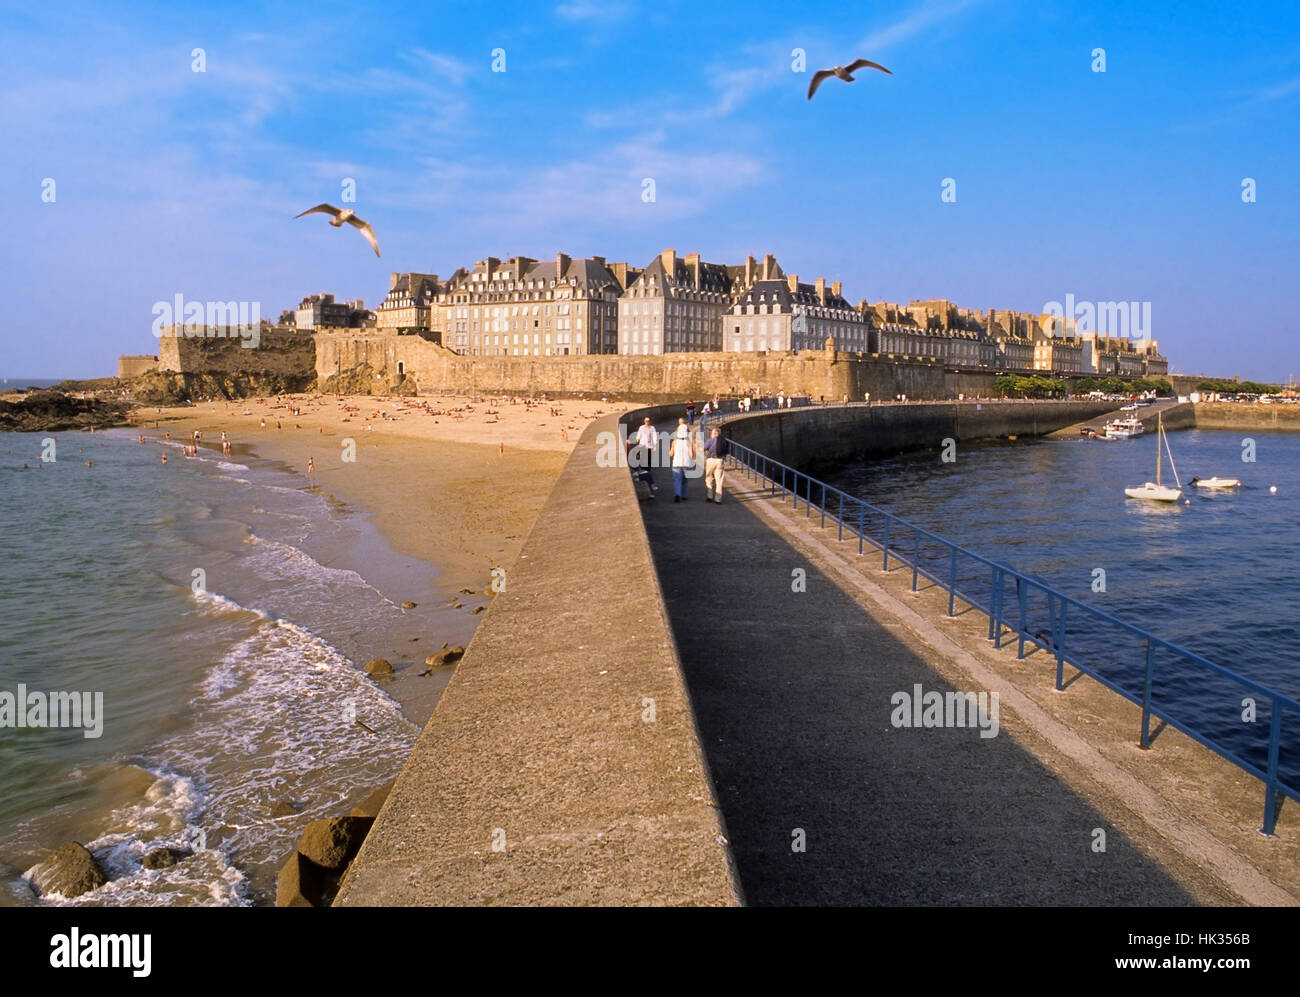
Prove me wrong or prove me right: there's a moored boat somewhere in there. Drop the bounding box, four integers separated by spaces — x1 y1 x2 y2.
1105 417 1145 439
1125 413 1183 502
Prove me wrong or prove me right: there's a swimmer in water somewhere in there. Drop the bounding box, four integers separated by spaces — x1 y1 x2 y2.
161 454 168 465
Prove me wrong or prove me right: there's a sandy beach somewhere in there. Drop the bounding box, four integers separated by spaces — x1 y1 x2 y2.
132 391 632 723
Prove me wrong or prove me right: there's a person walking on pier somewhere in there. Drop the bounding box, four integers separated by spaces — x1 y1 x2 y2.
703 428 728 504
669 419 695 502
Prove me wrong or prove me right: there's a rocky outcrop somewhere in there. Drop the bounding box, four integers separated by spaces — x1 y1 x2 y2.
297 817 374 871
364 658 394 679
28 841 107 899
141 846 192 870
276 851 327 907
0 391 132 432
275 811 380 907
130 370 313 405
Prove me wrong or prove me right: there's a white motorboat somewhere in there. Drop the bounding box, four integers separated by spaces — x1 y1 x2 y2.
1105 417 1145 439
1191 476 1241 490
1125 413 1184 502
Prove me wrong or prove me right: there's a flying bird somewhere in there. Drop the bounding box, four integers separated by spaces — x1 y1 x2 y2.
294 203 381 257
807 58 892 100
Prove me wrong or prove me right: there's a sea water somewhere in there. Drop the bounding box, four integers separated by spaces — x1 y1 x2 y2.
0 429 445 905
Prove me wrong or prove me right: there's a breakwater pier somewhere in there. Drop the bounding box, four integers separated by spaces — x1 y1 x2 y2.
336 400 1299 905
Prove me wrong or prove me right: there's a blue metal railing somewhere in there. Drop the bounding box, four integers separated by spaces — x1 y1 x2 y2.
725 439 1300 835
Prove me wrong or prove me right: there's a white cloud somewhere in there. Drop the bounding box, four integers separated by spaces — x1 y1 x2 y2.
555 0 632 22
857 0 986 53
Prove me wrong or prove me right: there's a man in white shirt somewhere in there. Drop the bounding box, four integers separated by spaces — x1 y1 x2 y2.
632 416 659 492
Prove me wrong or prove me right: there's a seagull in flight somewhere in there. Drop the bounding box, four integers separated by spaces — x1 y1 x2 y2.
294 203 381 257
807 58 892 100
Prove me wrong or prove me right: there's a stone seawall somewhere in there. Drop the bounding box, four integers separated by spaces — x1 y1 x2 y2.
312 332 979 401
158 328 316 377
1192 402 1300 432
720 400 1120 471
333 410 741 906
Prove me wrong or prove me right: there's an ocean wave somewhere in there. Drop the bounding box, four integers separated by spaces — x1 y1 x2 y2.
23 768 252 907
191 587 272 621
216 461 251 473
242 534 399 610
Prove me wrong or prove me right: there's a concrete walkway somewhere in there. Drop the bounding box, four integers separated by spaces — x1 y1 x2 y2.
334 413 740 906
638 422 1199 905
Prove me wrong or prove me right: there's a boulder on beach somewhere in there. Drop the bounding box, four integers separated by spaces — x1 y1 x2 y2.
276 851 326 907
297 816 374 871
364 658 395 679
350 780 397 819
141 846 192 870
29 841 107 899
423 645 465 668
270 800 300 818
471 605 485 615
401 601 417 609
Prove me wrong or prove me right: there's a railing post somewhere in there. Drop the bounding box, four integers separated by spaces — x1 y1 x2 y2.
805 474 811 517
911 531 921 591
857 503 865 554
1053 597 1067 691
837 492 844 541
882 516 892 571
1262 701 1283 835
1140 638 1155 749
820 482 826 528
947 546 958 617
1017 578 1028 659
993 568 1005 649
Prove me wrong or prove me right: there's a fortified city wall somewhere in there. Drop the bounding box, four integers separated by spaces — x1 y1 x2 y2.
156 328 317 377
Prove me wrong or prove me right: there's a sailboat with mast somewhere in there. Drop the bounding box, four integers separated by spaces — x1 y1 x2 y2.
1125 412 1184 502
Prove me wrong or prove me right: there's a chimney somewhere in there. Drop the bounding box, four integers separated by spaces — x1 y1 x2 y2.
556 253 570 278
763 253 775 279
390 272 400 290
660 248 677 275
685 252 701 288
590 255 605 266
608 262 628 288
816 277 826 304
745 255 755 286
831 280 841 299
787 274 799 293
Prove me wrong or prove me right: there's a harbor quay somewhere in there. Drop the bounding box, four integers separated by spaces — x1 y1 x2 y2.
336 400 1298 906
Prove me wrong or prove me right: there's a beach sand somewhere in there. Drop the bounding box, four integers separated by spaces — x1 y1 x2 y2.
135 391 631 723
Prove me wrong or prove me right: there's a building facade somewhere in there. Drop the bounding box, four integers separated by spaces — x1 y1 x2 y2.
440 254 629 357
618 249 741 356
295 294 369 330
724 272 870 353
375 273 441 333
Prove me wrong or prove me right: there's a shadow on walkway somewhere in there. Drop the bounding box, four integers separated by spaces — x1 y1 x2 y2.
638 449 1196 906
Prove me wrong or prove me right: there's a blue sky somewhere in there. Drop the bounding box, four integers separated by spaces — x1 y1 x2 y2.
2 0 1297 381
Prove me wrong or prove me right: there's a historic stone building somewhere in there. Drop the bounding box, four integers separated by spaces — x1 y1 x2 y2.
439 254 632 357
725 272 870 353
618 249 744 356
295 293 370 330
375 273 441 333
